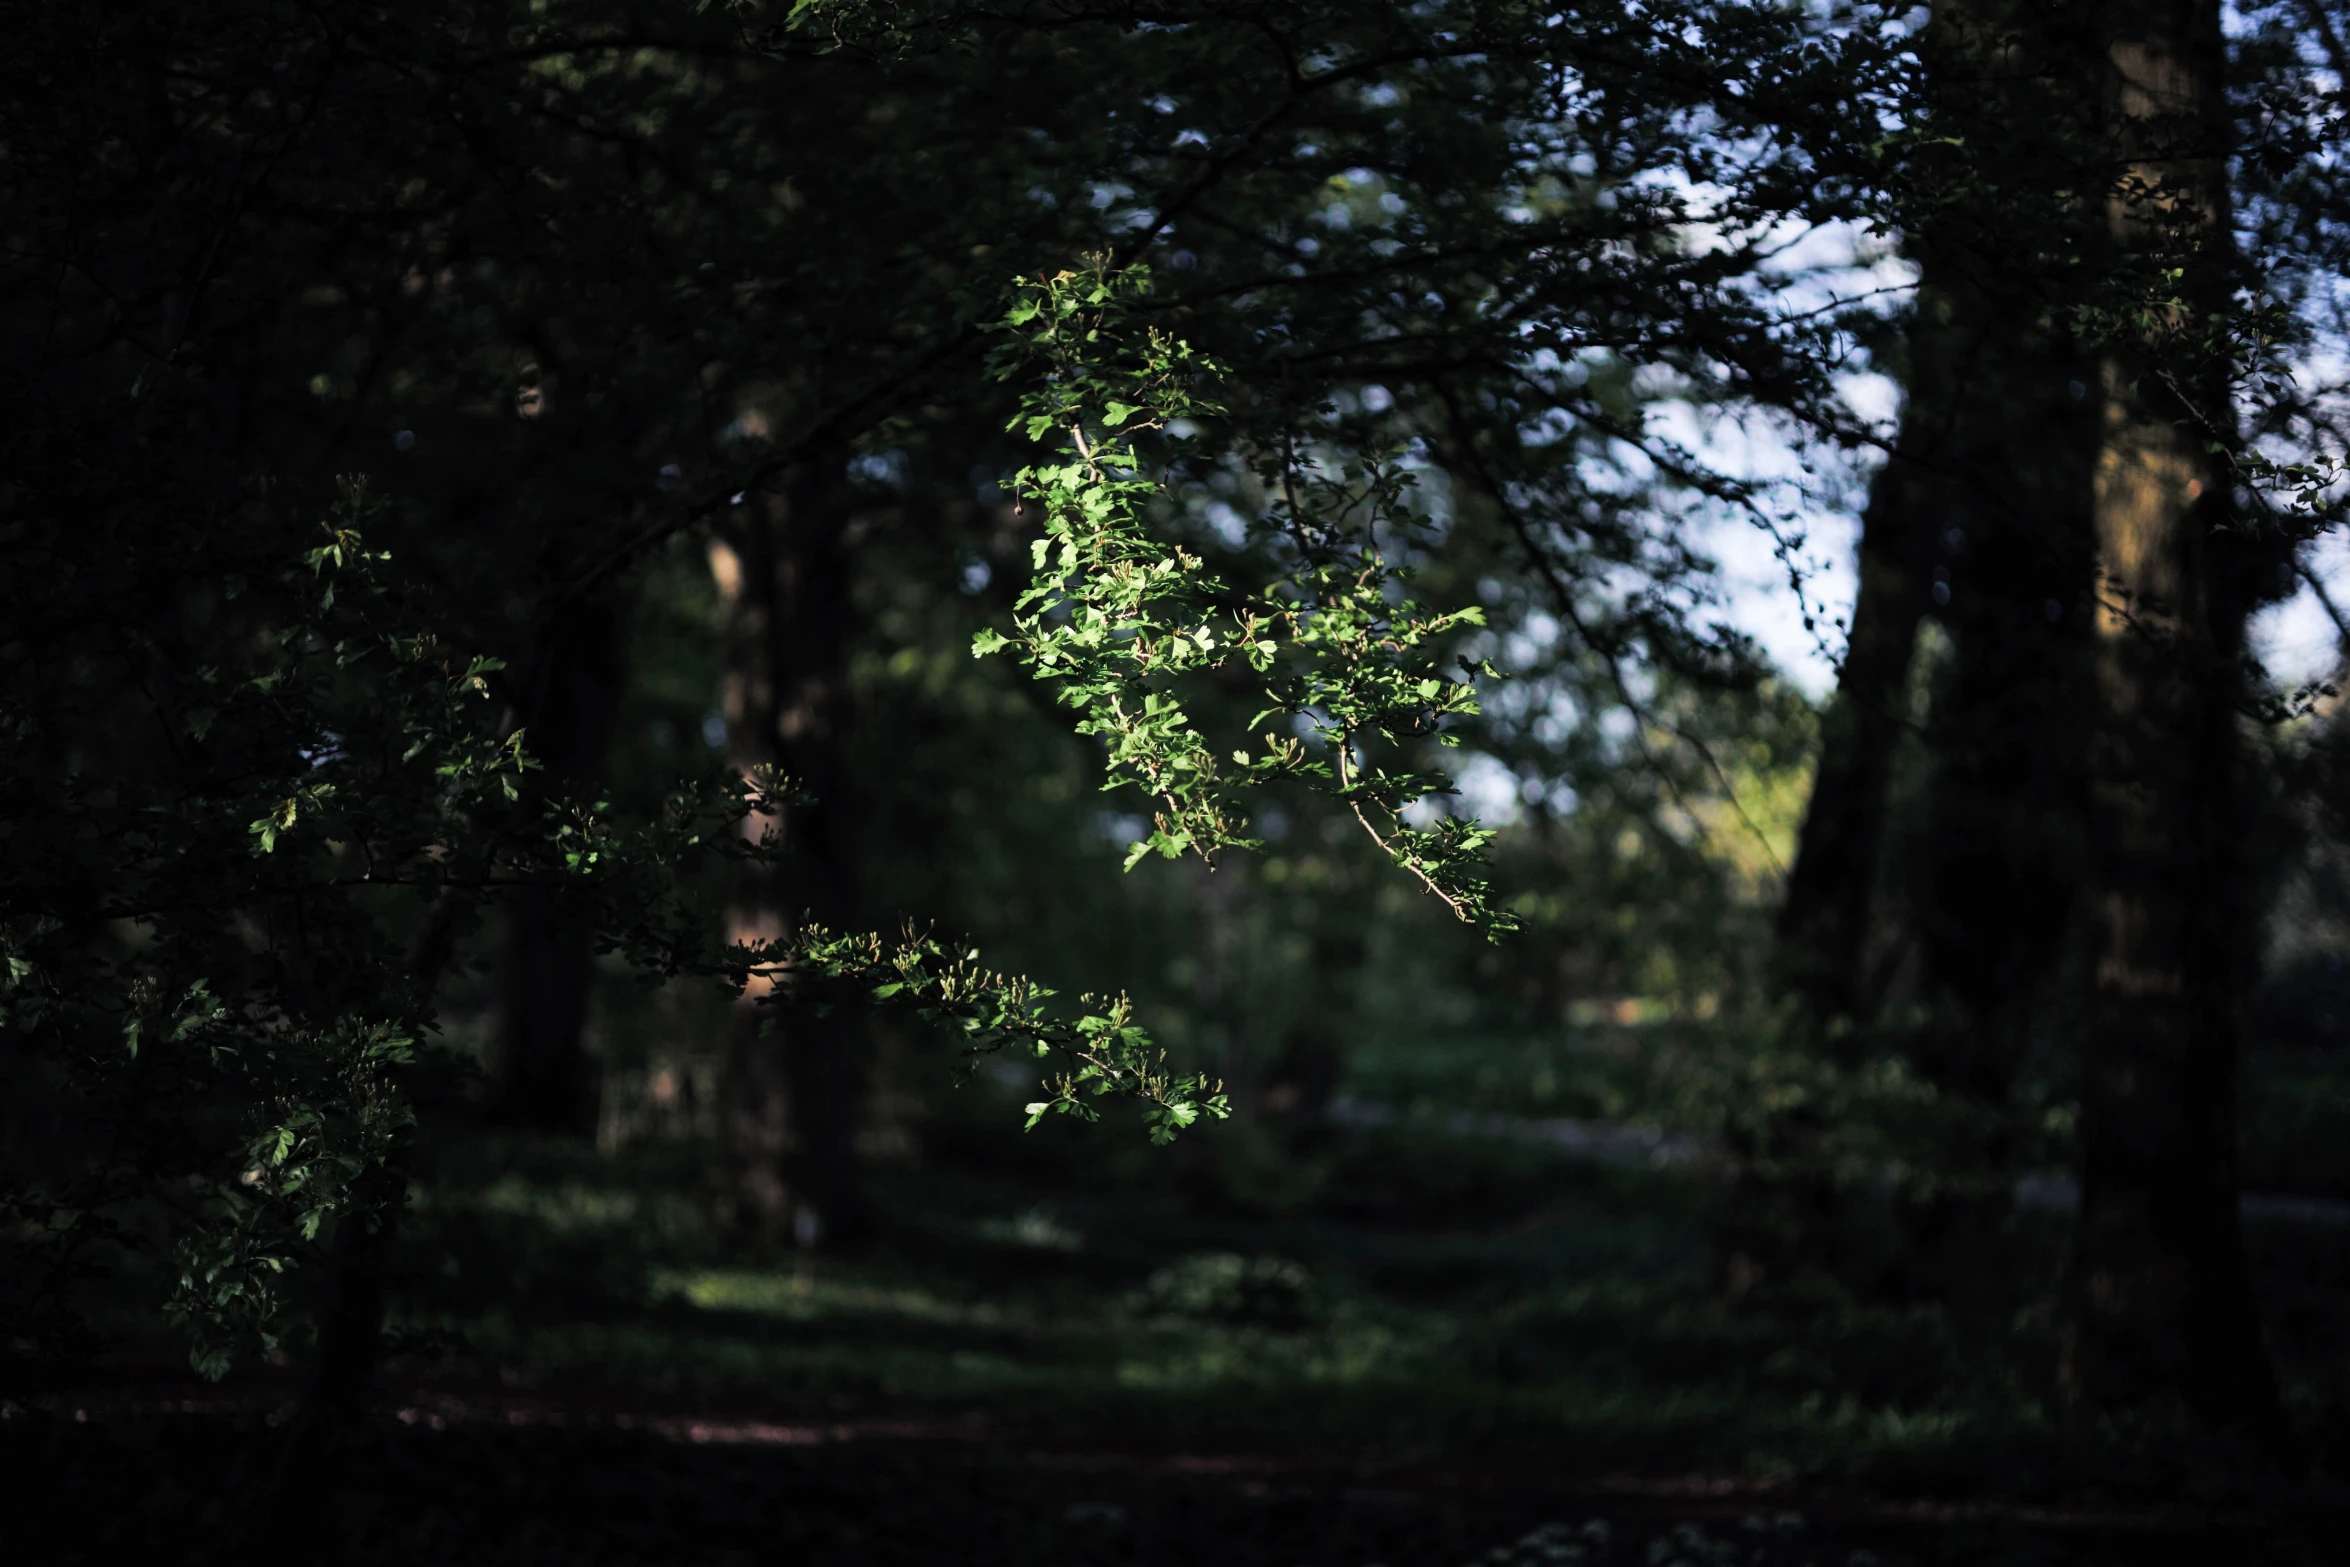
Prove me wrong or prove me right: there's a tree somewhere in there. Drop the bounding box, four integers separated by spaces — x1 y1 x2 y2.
710 467 873 1242
1773 0 2330 1422
2062 0 2280 1429
1781 0 2105 1032
1772 0 2108 1304
491 600 626 1134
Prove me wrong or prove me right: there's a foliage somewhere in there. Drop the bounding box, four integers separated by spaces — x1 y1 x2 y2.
765 921 1228 1142
980 261 1512 932
0 465 532 1379
2 0 1283 1382
0 456 1214 1381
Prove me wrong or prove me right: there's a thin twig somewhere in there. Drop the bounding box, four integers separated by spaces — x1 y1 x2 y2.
1332 727 1474 921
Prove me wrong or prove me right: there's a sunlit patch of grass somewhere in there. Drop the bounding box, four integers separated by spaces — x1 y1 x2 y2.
973 1206 1086 1252
464 1176 646 1229
624 1255 1456 1400
651 1268 1023 1329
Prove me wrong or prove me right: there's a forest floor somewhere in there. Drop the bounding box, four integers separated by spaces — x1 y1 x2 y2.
14 1036 2350 1563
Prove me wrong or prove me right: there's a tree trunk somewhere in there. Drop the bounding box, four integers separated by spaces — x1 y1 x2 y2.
299 887 464 1429
1775 0 2105 1304
1890 0 2107 1261
1268 917 1359 1136
1895 334 2098 1294
491 600 624 1134
712 467 872 1248
307 1158 407 1425
1778 0 2058 1029
1785 0 2109 1044
1776 455 1931 1025
2061 0 2280 1429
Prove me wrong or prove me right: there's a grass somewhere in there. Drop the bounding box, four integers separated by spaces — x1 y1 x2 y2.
15 1034 2350 1563
372 1108 2125 1489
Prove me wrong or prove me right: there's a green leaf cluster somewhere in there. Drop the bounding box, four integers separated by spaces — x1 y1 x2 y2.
980 261 1515 934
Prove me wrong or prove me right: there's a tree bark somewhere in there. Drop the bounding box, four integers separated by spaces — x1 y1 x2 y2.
306 1158 407 1425
2061 0 2280 1429
1893 322 2099 1294
1776 450 1932 1025
1268 916 1359 1136
1776 0 2097 1031
491 600 625 1134
300 886 465 1429
1894 0 2107 1222
712 467 872 1248
1775 0 2107 1305
1785 0 2110 1034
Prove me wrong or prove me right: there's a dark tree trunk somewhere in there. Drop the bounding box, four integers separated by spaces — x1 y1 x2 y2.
1890 2 2107 1270
1267 854 1367 1136
1773 0 2106 1304
1780 0 2104 1042
306 1159 407 1425
1894 395 2098 1296
491 600 624 1134
298 888 465 1432
1898 1 2107 1096
2061 0 2280 1431
714 467 872 1248
1776 460 1931 1024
